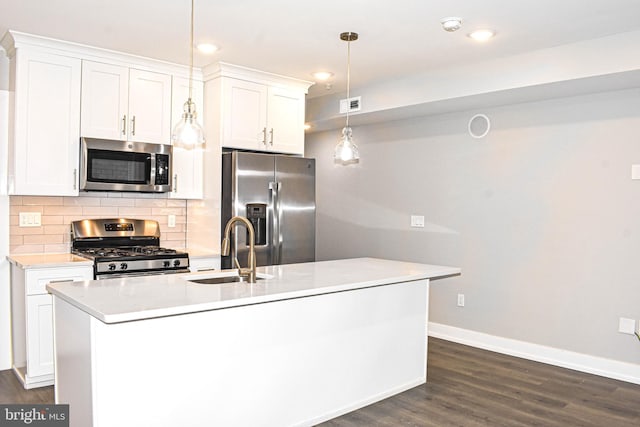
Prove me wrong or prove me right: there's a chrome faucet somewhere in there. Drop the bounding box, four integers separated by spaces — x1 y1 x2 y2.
221 216 257 283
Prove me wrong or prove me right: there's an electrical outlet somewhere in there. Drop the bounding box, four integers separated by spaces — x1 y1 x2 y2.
457 294 465 307
618 317 635 335
19 212 41 227
168 215 176 228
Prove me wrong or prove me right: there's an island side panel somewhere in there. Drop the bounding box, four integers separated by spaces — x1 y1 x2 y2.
87 279 429 427
53 297 94 427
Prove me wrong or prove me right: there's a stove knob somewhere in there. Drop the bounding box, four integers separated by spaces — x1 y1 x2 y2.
173 259 181 267
163 260 171 268
108 263 116 271
120 263 128 270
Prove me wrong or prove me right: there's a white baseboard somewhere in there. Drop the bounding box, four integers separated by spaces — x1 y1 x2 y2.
428 322 640 385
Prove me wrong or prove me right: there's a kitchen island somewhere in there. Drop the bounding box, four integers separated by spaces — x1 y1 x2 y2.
47 257 460 427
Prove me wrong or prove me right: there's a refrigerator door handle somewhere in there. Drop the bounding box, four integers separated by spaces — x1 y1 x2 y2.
269 181 283 265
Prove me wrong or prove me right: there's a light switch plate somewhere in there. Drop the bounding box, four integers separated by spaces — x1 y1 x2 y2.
632 165 640 180
19 212 41 227
168 215 176 228
618 317 635 334
410 215 425 228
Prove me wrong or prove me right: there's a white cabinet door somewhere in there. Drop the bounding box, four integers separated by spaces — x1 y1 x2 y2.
80 61 129 140
222 78 268 151
128 69 172 144
266 86 305 155
219 78 305 155
25 294 53 378
169 76 204 199
13 265 93 386
80 64 171 144
12 51 81 196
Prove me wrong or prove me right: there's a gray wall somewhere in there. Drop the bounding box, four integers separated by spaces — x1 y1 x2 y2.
305 88 640 365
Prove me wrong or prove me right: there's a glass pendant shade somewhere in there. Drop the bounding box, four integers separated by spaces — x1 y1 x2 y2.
334 126 359 164
334 31 360 165
172 98 205 149
173 0 205 150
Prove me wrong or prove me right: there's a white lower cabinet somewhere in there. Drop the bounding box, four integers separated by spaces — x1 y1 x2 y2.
25 294 54 378
10 264 93 388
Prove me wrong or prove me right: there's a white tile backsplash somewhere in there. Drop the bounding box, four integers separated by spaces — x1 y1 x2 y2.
10 194 187 254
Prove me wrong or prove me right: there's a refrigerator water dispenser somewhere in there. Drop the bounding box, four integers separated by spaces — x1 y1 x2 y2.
246 203 267 246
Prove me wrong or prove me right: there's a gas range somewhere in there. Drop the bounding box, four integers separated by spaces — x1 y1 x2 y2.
71 219 189 279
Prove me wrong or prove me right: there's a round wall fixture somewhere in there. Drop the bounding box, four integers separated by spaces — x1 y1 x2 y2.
468 114 491 139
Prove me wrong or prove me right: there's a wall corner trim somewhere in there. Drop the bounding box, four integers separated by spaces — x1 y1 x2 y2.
428 322 640 386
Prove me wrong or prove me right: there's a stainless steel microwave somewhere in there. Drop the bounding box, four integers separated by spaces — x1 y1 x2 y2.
80 138 172 193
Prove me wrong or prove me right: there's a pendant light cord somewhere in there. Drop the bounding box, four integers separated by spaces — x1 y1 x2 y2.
345 33 351 128
188 0 194 102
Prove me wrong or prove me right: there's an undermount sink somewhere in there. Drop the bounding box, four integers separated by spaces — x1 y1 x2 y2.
188 272 271 285
190 276 264 285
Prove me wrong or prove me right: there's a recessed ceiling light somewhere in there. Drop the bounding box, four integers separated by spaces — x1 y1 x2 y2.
468 29 495 42
312 71 334 81
196 43 219 54
440 17 462 32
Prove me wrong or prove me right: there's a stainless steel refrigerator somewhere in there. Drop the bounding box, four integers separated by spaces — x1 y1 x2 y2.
221 151 315 269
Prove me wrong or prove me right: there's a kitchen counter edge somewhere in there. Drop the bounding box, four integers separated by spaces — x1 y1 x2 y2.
7 253 94 269
47 258 461 324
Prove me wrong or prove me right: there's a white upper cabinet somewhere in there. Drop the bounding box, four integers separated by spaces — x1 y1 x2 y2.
128 69 172 144
222 79 268 151
169 76 204 199
81 61 172 144
80 61 128 140
221 78 306 154
2 31 202 197
10 50 82 196
266 86 306 154
206 63 313 156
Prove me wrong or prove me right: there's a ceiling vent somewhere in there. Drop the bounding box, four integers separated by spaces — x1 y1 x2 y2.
339 96 361 114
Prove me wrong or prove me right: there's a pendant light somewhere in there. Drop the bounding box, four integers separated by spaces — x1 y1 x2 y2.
334 31 360 165
171 0 205 150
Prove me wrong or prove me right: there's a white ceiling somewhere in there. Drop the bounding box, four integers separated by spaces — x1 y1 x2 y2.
1 0 640 98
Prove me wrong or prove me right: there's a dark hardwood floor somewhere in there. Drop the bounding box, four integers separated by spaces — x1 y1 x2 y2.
321 338 640 426
2 338 639 426
0 370 53 405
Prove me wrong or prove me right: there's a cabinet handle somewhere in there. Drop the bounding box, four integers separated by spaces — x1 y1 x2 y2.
73 168 77 190
269 128 274 146
131 116 136 136
262 127 267 146
48 279 74 284
122 115 126 135
173 174 178 192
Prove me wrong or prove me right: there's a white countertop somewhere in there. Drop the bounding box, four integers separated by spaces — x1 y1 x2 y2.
7 253 94 269
47 257 461 324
